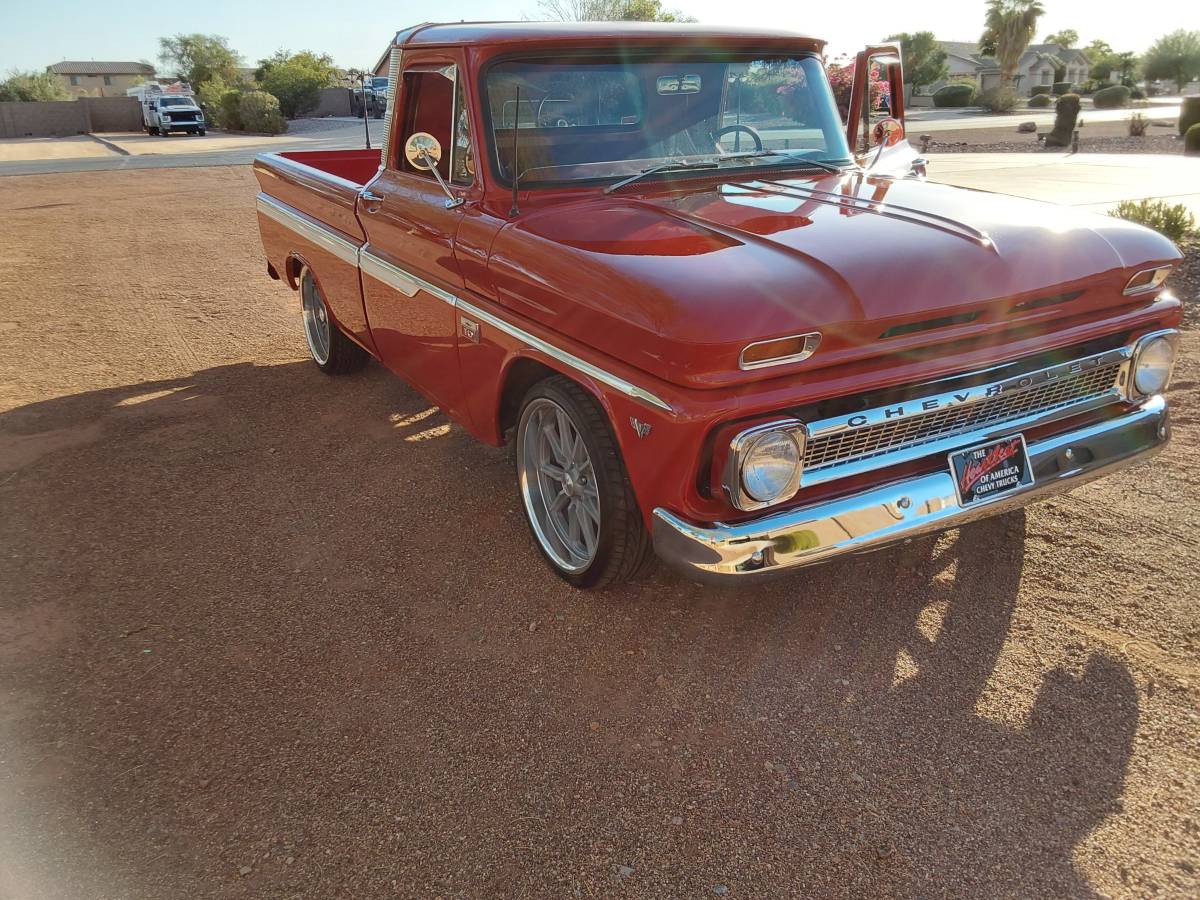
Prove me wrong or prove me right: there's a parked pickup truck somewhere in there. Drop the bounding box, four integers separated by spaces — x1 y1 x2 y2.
254 22 1182 588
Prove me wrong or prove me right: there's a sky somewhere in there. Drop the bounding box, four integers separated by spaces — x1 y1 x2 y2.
1 0 1193 74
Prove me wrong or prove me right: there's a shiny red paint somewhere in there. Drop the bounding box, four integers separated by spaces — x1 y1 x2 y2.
252 22 1183 532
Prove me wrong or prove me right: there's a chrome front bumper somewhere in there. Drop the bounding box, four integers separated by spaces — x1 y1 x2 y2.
652 395 1169 584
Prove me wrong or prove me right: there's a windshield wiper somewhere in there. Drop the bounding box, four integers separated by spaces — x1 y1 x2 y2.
604 158 719 194
722 151 850 175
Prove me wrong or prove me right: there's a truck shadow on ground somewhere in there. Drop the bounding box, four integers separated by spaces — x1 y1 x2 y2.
0 360 1138 897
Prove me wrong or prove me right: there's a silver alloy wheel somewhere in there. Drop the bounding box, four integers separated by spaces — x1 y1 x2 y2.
518 397 602 573
299 267 332 365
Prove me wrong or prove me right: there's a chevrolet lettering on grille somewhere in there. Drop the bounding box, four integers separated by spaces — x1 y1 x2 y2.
842 354 1110 428
799 348 1129 486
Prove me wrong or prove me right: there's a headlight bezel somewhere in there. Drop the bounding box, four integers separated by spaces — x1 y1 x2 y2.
1129 330 1179 398
723 418 807 512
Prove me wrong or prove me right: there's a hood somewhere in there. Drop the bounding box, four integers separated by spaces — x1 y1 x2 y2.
485 172 1181 389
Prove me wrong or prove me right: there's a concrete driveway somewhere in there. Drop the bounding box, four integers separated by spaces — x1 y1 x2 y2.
927 152 1200 220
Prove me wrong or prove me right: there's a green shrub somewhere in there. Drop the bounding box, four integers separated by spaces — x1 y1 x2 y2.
1111 199 1196 242
1052 81 1072 96
1076 79 1101 94
1028 93 1052 108
1093 84 1131 109
238 90 287 134
1180 97 1200 136
1045 93 1080 148
933 83 975 107
1030 84 1051 96
218 89 244 130
1186 123 1200 156
979 87 1019 113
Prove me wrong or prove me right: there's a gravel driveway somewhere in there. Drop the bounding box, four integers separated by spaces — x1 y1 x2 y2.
1 168 1197 899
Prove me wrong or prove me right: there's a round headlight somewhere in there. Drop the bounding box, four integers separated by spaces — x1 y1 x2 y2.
741 430 801 503
1134 336 1176 396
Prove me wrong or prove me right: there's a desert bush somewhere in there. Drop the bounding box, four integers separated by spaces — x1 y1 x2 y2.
1128 113 1149 136
1052 81 1073 96
238 90 286 134
217 89 243 130
979 87 1019 113
0 70 71 101
932 82 975 107
1045 93 1081 148
1028 93 1052 108
1180 97 1200 135
1076 79 1101 94
1111 199 1196 242
1186 123 1200 156
1093 84 1132 109
1030 84 1052 96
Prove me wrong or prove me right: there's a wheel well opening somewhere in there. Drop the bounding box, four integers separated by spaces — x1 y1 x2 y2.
284 255 304 289
499 358 557 440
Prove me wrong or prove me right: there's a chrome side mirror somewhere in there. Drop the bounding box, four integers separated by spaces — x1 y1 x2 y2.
403 131 464 210
404 132 442 170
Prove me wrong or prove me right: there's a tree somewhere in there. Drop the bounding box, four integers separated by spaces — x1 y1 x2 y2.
885 31 949 92
1142 29 1200 93
255 50 339 118
979 0 1046 88
538 0 696 22
158 34 241 89
1044 29 1078 49
0 70 71 101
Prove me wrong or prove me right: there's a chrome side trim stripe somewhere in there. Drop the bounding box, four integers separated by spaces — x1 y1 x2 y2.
256 194 360 267
360 249 457 305
261 194 671 414
457 298 674 413
358 249 672 413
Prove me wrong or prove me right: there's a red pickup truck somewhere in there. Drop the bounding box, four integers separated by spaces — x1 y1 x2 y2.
254 22 1182 588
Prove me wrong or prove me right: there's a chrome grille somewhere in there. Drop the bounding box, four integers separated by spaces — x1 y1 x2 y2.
804 360 1122 472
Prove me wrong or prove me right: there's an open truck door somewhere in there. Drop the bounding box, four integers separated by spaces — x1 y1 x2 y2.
845 44 925 178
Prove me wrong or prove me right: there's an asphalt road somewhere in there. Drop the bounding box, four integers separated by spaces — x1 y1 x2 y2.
1 166 1198 898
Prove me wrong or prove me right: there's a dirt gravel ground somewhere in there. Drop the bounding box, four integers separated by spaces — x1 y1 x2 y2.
1 168 1199 899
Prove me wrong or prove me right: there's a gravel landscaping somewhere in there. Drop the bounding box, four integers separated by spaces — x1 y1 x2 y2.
913 118 1189 155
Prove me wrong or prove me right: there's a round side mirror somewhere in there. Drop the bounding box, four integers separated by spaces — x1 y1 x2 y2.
404 132 443 170
872 117 904 148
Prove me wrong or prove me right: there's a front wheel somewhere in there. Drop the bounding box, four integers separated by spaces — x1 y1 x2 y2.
515 376 653 589
198 128 206 136
299 266 368 375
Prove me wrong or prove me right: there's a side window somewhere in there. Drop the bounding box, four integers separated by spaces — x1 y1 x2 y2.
451 77 474 185
398 67 455 181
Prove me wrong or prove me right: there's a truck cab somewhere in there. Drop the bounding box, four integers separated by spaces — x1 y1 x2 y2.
253 22 1182 589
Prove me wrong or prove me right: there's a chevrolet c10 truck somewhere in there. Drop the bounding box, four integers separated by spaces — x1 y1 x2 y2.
254 22 1182 588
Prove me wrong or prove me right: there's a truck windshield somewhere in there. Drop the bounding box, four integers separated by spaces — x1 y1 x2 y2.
159 97 194 106
484 53 851 187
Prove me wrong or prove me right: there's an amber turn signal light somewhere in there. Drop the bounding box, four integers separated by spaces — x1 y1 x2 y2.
739 332 821 370
1122 266 1171 296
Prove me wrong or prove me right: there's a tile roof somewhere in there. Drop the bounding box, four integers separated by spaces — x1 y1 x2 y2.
47 61 155 75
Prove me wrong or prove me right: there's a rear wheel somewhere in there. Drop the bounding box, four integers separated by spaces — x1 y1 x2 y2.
515 376 653 589
299 266 368 375
148 125 159 135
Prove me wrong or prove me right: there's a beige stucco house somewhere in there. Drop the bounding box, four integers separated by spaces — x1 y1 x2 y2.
931 42 1091 95
46 61 155 98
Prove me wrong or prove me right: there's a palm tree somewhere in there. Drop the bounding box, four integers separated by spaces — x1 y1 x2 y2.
980 0 1046 88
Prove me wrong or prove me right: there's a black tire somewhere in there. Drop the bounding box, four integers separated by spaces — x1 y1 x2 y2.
148 126 159 135
198 129 206 136
515 376 654 589
299 267 368 375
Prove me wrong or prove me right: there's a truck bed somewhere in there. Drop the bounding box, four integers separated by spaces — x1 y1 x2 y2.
253 149 381 244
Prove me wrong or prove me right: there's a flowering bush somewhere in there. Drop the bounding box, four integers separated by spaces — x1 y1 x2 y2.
826 62 891 119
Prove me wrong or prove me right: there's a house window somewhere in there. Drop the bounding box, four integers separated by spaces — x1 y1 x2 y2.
69 75 79 86
1041 69 1052 85
103 75 112 86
